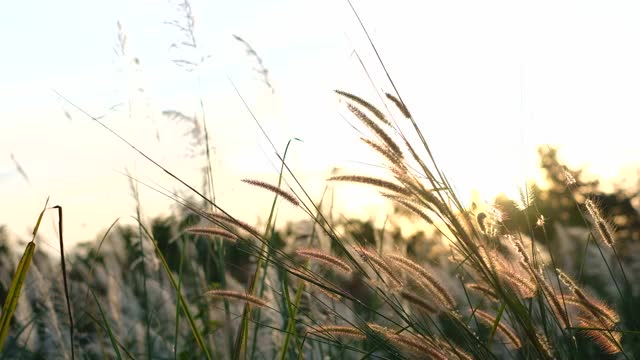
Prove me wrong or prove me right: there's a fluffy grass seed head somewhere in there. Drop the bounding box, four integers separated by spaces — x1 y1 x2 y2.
467 283 499 302
585 198 616 247
335 89 391 126
400 290 438 314
577 316 622 354
536 331 555 360
306 325 365 341
562 166 577 186
328 175 411 196
206 212 261 237
533 271 571 329
354 247 403 289
594 221 616 247
385 92 412 119
186 227 238 241
556 269 578 290
360 137 405 170
205 290 268 307
509 235 531 264
389 197 435 225
387 253 456 310
241 179 299 206
346 103 403 158
366 324 448 360
562 295 619 327
474 310 522 349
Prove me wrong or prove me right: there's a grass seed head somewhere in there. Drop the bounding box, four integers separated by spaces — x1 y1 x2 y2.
186 227 238 241
241 179 299 206
295 248 352 274
205 290 268 307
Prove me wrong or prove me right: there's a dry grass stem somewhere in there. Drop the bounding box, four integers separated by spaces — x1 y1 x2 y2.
288 267 344 299
509 236 531 264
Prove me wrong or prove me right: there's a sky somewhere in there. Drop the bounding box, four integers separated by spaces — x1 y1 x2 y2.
2 0 640 251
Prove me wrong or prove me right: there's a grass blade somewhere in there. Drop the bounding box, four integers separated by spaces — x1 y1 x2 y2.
52 205 75 360
0 242 35 352
0 197 49 351
136 218 212 359
90 289 123 360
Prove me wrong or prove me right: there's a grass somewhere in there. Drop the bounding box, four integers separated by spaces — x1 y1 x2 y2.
2 4 640 359
3 88 638 359
3 92 637 359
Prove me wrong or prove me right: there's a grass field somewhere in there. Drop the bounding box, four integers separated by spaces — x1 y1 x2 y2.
2 2 640 359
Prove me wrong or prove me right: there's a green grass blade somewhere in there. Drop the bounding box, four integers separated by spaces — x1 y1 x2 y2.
174 237 185 360
0 315 36 360
0 197 49 351
278 279 305 360
136 219 212 360
237 139 297 360
82 311 136 359
488 302 507 344
0 242 35 352
90 289 122 360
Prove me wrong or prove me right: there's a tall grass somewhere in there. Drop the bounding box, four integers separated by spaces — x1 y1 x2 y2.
2 4 640 359
3 91 638 359
3 88 634 359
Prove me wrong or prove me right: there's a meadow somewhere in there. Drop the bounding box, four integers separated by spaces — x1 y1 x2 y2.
2 2 640 360
2 90 640 359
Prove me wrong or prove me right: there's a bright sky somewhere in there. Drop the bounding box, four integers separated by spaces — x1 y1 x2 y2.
2 0 640 251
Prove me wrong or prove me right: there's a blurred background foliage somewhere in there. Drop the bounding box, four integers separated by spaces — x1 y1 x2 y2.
1 147 639 358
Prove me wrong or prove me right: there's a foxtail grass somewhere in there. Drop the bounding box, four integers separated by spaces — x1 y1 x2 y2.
205 290 268 307
0 198 48 352
241 179 299 206
186 227 239 241
295 248 352 274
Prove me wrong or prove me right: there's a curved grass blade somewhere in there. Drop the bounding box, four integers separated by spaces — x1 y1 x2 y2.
82 311 136 359
52 205 75 360
242 138 297 360
0 197 49 352
0 242 35 352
